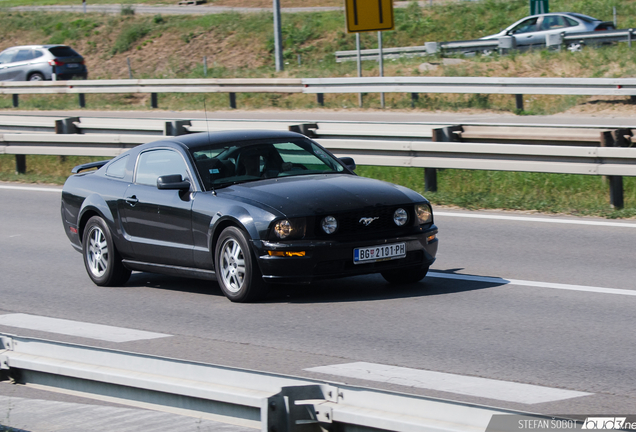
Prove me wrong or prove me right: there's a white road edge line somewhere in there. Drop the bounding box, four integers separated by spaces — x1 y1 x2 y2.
0 313 171 343
0 185 62 193
435 211 636 228
428 271 636 296
305 362 592 404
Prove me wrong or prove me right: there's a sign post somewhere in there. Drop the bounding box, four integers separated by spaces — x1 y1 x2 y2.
530 0 549 15
344 0 395 108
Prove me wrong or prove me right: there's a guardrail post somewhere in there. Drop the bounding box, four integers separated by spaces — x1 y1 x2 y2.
229 93 237 109
264 385 334 432
151 93 158 109
515 95 524 111
429 126 463 192
55 117 79 135
411 93 419 108
600 130 629 209
288 123 318 138
78 93 86 108
498 36 516 55
316 93 324 106
15 155 26 175
629 29 633 48
164 120 191 136
12 95 19 108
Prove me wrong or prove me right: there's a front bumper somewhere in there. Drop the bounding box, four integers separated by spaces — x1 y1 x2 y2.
253 225 438 284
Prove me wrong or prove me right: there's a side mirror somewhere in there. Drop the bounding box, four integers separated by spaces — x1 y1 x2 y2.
157 174 190 191
339 156 356 171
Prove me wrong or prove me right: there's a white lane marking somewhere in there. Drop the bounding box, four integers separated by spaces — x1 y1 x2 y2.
428 271 636 297
435 211 636 228
305 362 591 404
0 314 171 343
0 184 62 193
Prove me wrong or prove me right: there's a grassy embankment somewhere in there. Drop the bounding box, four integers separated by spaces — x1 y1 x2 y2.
1 0 635 217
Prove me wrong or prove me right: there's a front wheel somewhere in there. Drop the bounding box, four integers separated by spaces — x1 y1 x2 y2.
215 226 267 302
82 216 131 286
381 265 430 284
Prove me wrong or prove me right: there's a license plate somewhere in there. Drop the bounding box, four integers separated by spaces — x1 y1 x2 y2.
66 63 79 68
354 242 406 264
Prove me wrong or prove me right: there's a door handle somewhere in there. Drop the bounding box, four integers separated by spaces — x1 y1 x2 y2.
125 195 138 206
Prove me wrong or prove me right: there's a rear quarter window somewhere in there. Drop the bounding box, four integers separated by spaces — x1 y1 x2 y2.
106 155 128 179
47 46 81 57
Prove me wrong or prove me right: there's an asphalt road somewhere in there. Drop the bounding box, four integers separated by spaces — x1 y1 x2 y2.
1 184 635 429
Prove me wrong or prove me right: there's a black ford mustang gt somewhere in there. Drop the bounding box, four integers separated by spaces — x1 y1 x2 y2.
61 130 439 302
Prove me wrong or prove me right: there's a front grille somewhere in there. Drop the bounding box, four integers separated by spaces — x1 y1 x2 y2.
314 206 413 239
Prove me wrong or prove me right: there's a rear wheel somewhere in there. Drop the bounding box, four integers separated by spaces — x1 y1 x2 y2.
566 42 583 52
28 73 44 81
82 216 131 286
381 265 430 284
215 226 267 302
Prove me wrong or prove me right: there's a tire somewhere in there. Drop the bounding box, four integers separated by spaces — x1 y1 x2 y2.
566 42 583 52
215 226 267 302
28 73 45 81
82 216 131 286
381 265 430 284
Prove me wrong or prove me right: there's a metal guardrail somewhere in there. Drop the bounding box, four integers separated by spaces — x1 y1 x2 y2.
0 114 633 207
335 29 636 61
3 75 636 112
301 76 636 96
0 332 537 432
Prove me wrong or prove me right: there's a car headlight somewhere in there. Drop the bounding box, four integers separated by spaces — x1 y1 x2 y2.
272 218 306 240
321 215 338 234
393 208 408 226
415 203 433 225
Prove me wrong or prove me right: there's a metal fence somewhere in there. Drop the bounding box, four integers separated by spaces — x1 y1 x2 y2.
335 28 636 61
0 332 558 432
0 114 634 208
3 76 636 111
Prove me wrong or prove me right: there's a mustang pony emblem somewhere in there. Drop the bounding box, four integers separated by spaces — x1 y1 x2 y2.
359 217 380 226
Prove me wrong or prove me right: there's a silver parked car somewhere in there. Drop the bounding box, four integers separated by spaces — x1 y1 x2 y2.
0 44 87 81
481 12 615 51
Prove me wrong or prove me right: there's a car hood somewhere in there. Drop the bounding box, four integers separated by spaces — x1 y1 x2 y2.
217 174 425 217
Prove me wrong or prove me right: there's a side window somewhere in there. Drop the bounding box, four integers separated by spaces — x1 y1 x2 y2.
106 155 128 179
13 49 34 62
0 50 17 64
33 50 44 60
135 149 189 187
541 16 567 30
511 18 538 34
565 17 579 27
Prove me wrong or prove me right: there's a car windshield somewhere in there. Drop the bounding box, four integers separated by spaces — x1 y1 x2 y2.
191 138 346 191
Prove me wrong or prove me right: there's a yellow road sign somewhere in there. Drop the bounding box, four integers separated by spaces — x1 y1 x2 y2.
345 0 394 33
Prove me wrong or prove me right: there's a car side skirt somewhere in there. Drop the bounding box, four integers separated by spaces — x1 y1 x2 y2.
122 260 217 281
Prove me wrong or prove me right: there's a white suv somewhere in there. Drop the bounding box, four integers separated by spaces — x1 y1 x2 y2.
0 44 87 81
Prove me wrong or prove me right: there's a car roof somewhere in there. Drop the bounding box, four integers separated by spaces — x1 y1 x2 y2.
0 44 68 51
527 12 599 20
166 130 308 151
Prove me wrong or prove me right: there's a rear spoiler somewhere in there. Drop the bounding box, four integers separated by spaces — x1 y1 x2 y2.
71 160 110 174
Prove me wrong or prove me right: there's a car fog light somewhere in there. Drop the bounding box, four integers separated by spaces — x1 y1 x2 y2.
274 219 293 239
321 216 338 234
416 204 433 225
393 208 408 226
